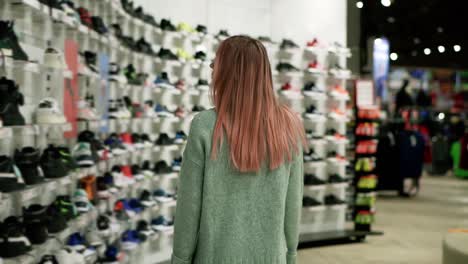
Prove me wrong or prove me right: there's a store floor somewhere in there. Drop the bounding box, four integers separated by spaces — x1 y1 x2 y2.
298 174 468 264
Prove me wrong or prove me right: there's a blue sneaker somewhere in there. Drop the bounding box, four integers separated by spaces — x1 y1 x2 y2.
67 232 86 251
151 216 174 232
154 104 174 117
171 157 182 172
128 198 143 214
174 131 187 144
121 230 141 251
103 245 121 262
154 73 173 89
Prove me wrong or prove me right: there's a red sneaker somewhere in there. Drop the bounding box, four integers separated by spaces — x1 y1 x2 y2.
281 82 292 91
121 165 133 179
307 38 319 47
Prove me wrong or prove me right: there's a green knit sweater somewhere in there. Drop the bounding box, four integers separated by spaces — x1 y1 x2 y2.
171 109 303 264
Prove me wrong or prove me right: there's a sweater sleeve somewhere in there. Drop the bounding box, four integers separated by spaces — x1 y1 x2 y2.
284 152 304 264
172 117 206 264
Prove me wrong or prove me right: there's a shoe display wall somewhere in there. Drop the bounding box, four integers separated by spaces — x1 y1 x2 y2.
0 0 357 262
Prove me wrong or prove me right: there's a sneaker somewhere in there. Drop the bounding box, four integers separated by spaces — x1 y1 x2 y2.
329 85 350 100
46 204 68 234
77 7 93 28
136 37 154 55
91 16 108 35
35 98 67 124
72 142 95 167
177 22 195 33
96 215 111 237
121 230 141 251
96 176 111 199
304 105 325 121
303 149 322 162
160 19 176 31
111 166 133 188
43 48 68 70
306 60 322 73
158 47 178 60
102 172 119 193
153 161 173 174
54 195 77 221
40 145 69 179
304 174 325 186
14 147 44 185
61 1 80 26
83 51 98 73
104 134 127 156
174 131 187 144
0 216 32 258
77 130 101 161
171 157 182 171
276 62 299 72
328 174 347 184
139 190 156 207
258 36 274 44
153 189 175 203
85 229 103 247
303 81 324 96
39 0 62 10
120 132 135 152
280 39 299 49
101 245 124 263
56 247 86 264
0 77 26 126
56 146 79 171
151 216 173 232
143 100 156 118
175 106 186 118
176 48 193 61
141 134 153 147
154 72 174 89
67 232 87 251
109 63 127 84
194 51 206 62
22 204 48 244
131 164 144 181
306 38 320 47
73 189 94 214
155 133 174 146
141 160 154 177
0 155 25 192
302 196 322 207
155 104 174 117
216 29 229 40
80 175 97 202
121 165 134 181
196 79 210 90
77 98 99 121
137 220 155 239
0 21 29 61
114 199 134 219
196 25 207 35
192 105 205 112
128 199 144 214
131 133 144 149
324 194 345 206
39 255 59 264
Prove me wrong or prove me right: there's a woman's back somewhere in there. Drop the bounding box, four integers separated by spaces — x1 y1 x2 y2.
172 109 303 264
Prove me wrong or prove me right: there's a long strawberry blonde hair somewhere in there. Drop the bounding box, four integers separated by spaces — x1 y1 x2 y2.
211 35 306 172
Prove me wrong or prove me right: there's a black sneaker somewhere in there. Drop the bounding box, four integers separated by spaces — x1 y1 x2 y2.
77 130 101 162
304 174 325 186
97 215 110 236
91 16 108 35
137 220 154 240
276 62 299 72
160 19 176 31
0 21 29 61
153 161 173 174
110 23 123 38
155 133 174 146
196 25 207 35
328 174 347 184
124 64 138 84
280 39 299 49
56 146 78 171
14 147 43 185
324 195 345 206
194 51 206 61
39 0 62 10
40 145 69 179
158 47 178 60
46 204 68 234
0 77 26 126
216 29 229 39
0 216 32 258
303 81 323 93
0 155 25 192
136 37 154 55
83 51 98 73
23 204 48 244
39 255 59 264
302 196 322 207
258 36 274 44
54 195 77 221
140 190 156 207
303 149 322 162
192 105 205 112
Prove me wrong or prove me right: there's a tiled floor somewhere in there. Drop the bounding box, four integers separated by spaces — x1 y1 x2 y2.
298 175 468 264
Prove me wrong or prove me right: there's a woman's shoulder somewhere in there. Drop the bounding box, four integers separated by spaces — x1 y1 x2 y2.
190 108 217 134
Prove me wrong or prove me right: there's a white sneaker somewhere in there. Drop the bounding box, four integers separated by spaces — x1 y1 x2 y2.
43 48 69 70
56 247 85 264
35 98 67 124
77 100 99 121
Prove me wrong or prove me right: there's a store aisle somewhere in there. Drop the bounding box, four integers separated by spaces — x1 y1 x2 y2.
298 175 468 264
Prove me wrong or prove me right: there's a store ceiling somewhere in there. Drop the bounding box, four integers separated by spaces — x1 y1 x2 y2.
360 0 468 69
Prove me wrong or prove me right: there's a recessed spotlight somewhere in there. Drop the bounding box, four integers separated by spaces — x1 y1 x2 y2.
438 46 445 53
437 27 444 33
411 51 418 57
374 38 382 44
390 53 398 61
387 17 395 23
424 48 431 55
356 1 364 8
438 113 445 120
381 0 391 7
454 45 461 52
413 38 420 44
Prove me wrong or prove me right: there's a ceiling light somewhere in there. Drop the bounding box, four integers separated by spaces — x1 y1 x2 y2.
424 48 431 55
356 1 364 8
387 17 395 23
413 38 420 44
438 46 445 53
438 113 445 120
390 53 398 61
381 0 391 7
437 27 444 33
374 38 382 44
411 51 418 57
454 45 461 52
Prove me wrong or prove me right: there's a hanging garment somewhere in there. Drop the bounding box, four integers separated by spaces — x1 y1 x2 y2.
429 134 451 175
376 130 401 191
450 141 468 179
399 130 425 180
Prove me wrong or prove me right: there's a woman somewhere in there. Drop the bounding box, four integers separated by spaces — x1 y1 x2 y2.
172 36 306 264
